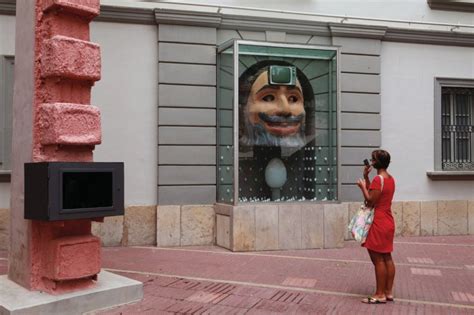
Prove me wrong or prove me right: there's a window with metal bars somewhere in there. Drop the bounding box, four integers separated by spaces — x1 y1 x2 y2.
0 56 14 173
441 87 474 170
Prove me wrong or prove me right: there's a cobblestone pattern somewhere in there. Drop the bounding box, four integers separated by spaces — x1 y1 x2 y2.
1 235 473 314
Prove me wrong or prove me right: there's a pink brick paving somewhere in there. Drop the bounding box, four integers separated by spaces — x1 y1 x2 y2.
1 235 473 314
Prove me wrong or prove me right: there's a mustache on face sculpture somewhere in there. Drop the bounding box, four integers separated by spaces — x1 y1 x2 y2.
258 113 305 124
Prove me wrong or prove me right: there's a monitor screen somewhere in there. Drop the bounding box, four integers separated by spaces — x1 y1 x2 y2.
62 172 113 209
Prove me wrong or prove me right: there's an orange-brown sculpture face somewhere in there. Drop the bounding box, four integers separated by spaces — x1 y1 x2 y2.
241 70 306 147
246 71 305 138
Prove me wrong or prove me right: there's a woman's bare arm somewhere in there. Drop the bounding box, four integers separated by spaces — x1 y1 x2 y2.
357 178 382 207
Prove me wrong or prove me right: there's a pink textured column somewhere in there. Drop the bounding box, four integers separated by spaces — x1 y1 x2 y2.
9 0 103 294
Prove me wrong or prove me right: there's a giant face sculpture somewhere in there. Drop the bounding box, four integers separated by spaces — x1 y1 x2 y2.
237 60 318 202
239 62 310 148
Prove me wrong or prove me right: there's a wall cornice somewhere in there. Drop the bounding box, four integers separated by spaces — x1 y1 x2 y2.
154 9 221 27
329 24 387 39
97 5 155 24
1 1 474 47
219 15 330 36
385 27 474 47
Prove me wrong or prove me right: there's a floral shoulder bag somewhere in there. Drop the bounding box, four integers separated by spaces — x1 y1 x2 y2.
348 175 384 243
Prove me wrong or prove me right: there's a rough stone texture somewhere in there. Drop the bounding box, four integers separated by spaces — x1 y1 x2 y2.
301 204 324 249
346 202 360 240
278 204 302 250
123 206 157 246
232 205 256 251
43 235 100 281
181 205 214 246
401 201 420 236
391 201 403 236
156 205 181 247
42 35 101 81
216 214 230 250
324 203 347 248
38 103 101 145
469 201 474 235
420 201 438 236
42 0 100 19
255 204 279 251
91 216 123 247
0 208 9 250
437 200 468 236
8 0 102 293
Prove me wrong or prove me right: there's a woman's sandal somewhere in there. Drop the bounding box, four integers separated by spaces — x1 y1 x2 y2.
361 296 387 304
386 296 394 302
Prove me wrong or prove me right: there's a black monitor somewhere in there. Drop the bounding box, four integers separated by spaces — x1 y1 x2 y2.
24 162 124 221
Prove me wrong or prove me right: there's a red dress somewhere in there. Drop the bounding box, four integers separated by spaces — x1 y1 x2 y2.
362 175 396 253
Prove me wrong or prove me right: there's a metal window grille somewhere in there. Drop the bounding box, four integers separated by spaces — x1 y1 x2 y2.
441 87 474 170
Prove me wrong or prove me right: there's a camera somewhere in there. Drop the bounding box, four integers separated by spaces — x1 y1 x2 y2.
363 159 370 166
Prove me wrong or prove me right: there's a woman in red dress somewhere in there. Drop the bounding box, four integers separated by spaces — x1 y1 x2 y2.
356 149 396 304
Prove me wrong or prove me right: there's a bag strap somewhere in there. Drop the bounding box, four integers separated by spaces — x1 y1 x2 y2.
378 174 384 192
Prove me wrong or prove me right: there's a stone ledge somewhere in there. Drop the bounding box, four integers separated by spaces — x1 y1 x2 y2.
0 271 142 315
41 35 101 81
38 103 101 146
0 171 10 183
426 171 474 180
428 0 474 12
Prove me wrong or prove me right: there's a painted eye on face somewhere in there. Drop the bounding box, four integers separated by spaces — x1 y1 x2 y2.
288 95 299 103
262 94 275 102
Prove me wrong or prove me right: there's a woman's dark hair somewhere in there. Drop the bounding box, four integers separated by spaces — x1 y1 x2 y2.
372 149 391 169
238 60 315 141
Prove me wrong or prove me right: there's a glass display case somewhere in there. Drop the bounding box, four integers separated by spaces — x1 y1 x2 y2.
217 40 339 204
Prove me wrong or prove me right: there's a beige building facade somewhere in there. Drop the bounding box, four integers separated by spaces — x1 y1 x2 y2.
0 0 473 251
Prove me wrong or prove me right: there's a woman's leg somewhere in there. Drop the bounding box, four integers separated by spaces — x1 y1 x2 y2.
367 249 387 298
383 253 396 298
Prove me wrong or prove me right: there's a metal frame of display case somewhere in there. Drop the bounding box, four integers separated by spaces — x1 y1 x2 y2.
217 40 341 205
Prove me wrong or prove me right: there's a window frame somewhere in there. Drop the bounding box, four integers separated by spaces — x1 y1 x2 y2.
0 55 14 182
429 77 474 180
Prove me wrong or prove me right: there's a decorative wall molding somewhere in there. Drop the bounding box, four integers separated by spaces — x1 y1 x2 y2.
1 1 474 46
329 24 387 39
155 9 221 27
220 16 330 36
97 5 155 24
385 27 474 47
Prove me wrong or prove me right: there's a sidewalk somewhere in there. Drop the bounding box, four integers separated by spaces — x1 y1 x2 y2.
1 235 473 314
